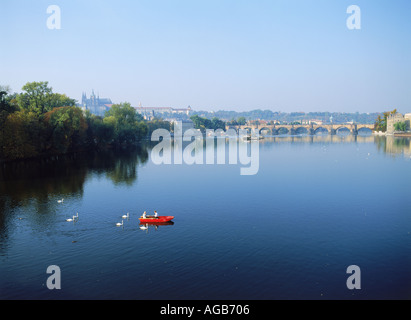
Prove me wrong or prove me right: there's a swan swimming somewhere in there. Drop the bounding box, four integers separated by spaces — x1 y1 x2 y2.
116 221 124 227
122 212 129 219
58 199 64 203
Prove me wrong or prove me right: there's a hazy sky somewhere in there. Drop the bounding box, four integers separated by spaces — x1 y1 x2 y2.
1 0 410 113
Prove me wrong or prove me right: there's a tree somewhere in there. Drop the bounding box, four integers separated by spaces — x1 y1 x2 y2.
146 118 171 137
237 117 246 125
375 109 397 132
211 117 226 130
1 111 41 160
85 113 115 148
17 81 76 115
374 115 384 132
190 115 226 131
104 102 147 145
1 90 22 158
394 121 407 132
44 106 88 153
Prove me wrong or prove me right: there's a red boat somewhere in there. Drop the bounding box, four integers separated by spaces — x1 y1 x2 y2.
139 216 174 224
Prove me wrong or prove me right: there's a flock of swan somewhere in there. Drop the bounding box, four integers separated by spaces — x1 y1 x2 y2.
59 199 148 230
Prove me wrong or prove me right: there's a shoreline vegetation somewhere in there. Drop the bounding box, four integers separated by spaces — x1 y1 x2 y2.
0 82 173 163
0 81 408 164
0 81 227 163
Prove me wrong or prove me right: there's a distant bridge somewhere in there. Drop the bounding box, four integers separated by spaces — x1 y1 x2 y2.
226 123 375 136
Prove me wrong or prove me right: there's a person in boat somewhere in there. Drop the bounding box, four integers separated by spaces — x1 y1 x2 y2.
154 211 158 218
142 211 147 219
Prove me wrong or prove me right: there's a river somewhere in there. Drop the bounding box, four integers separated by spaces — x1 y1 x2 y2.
0 134 410 299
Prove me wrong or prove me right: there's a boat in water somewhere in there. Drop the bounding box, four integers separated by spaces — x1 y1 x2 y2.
139 216 175 224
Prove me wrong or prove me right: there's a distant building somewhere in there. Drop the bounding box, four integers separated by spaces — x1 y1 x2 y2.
80 90 113 116
387 112 411 134
135 105 192 118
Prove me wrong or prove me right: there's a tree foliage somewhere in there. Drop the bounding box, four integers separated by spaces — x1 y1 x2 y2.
17 81 76 115
394 121 407 132
105 102 147 145
44 106 88 153
190 115 226 130
0 82 149 161
374 109 397 132
146 118 171 136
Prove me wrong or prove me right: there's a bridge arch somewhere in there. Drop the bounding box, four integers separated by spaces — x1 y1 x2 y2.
335 126 350 132
294 127 309 135
357 127 373 134
239 127 252 134
259 127 272 136
276 127 290 135
314 127 329 134
334 127 351 136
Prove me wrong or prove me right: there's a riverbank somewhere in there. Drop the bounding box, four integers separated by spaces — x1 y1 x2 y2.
394 132 411 138
373 131 411 138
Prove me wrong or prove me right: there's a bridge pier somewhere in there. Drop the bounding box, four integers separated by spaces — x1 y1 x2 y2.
352 124 358 135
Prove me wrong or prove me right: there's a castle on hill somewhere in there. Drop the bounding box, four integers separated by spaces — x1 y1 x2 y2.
79 90 113 116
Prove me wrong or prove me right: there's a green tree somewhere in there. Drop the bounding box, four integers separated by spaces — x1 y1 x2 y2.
374 115 384 132
17 81 76 115
237 116 246 125
104 102 147 145
1 111 41 160
211 117 226 130
394 121 407 132
2 85 48 160
190 115 226 130
375 109 397 132
44 106 88 153
146 118 171 137
85 113 115 148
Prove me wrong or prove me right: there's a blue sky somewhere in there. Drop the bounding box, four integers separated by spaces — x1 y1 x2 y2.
1 0 410 113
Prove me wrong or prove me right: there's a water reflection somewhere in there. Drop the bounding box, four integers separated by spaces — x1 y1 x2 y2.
374 135 411 157
259 133 374 145
139 222 174 233
0 145 149 240
1 134 410 299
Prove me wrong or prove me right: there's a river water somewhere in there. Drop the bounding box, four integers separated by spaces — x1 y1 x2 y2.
0 134 410 299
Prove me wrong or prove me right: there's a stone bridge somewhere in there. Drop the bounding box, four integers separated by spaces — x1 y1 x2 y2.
226 124 375 136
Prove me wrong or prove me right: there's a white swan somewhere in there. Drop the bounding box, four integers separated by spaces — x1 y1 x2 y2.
58 199 64 203
122 212 129 219
116 221 124 227
140 224 148 230
66 216 75 222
